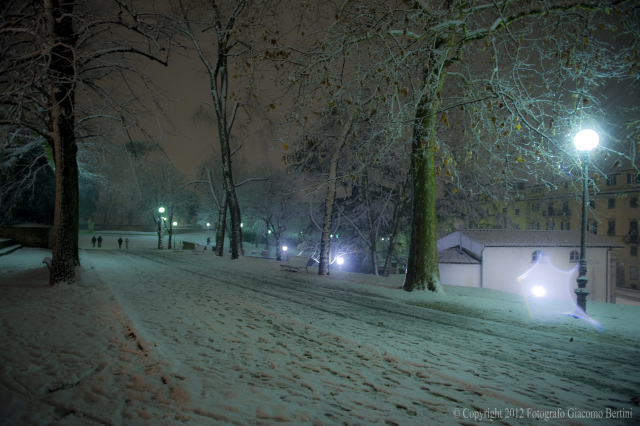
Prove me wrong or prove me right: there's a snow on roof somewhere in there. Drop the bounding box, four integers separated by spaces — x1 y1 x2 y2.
459 229 624 248
437 246 481 264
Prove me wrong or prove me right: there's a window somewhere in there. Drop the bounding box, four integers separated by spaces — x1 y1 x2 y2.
592 221 598 235
589 199 596 209
631 266 639 281
503 208 507 215
532 203 540 212
606 176 617 186
631 246 637 257
631 198 638 208
546 221 555 230
516 182 525 190
608 198 615 209
515 208 520 217
608 219 616 236
561 221 571 230
629 220 638 243
627 173 639 184
564 182 569 190
532 250 543 262
570 250 580 262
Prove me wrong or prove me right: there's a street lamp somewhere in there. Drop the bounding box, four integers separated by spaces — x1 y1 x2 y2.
574 129 599 313
158 207 165 249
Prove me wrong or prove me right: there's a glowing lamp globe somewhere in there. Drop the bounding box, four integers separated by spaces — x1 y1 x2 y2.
159 207 165 213
282 246 287 252
336 257 344 265
173 221 177 226
206 223 210 227
531 286 547 298
573 129 599 152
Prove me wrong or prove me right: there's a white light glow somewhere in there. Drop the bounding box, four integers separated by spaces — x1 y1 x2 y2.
336 257 344 265
574 129 599 151
283 246 287 251
268 230 271 234
207 223 210 227
158 207 165 213
531 286 547 297
173 221 177 226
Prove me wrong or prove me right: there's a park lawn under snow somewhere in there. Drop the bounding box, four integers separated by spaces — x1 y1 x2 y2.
1 234 639 425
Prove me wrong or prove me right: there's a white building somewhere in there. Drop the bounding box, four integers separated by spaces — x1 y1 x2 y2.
437 229 623 303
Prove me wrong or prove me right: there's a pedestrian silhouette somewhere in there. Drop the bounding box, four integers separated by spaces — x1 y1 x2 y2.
118 237 123 249
91 236 96 247
97 236 102 248
207 237 211 245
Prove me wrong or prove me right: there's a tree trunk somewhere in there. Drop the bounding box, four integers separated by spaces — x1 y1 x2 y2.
382 179 410 277
363 169 379 276
215 193 227 256
318 118 353 275
274 231 282 261
47 0 79 285
403 48 450 293
318 145 342 275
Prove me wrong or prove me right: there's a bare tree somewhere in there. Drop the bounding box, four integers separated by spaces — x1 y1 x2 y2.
0 0 172 285
284 0 640 292
171 0 285 259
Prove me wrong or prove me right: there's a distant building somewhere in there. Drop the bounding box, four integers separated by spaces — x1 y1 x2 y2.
503 161 640 290
437 229 623 303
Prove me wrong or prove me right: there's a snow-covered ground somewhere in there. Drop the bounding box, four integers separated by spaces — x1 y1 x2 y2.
1 233 639 425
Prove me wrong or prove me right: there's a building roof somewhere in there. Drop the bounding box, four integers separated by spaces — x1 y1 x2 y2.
437 246 481 264
458 229 624 248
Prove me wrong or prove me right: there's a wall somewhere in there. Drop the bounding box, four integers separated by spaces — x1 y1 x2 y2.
439 263 481 287
0 224 53 249
482 246 611 302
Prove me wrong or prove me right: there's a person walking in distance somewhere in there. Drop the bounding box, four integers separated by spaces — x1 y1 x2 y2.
118 237 123 249
97 236 103 248
91 236 96 247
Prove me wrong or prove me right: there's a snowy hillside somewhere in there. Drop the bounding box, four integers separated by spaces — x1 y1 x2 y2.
1 237 639 425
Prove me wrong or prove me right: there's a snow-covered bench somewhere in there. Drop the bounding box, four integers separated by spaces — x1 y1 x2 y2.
280 256 311 273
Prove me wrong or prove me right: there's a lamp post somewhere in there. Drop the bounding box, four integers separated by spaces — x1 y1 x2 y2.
574 129 599 313
158 207 165 249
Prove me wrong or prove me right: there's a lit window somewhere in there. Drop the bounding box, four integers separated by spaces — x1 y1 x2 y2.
570 250 579 262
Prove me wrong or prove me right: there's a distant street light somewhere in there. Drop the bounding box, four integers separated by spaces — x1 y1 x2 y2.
173 221 177 226
336 257 344 265
282 246 287 251
574 129 599 314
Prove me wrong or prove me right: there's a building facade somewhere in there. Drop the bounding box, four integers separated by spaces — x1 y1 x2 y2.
438 229 622 303
501 164 639 290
